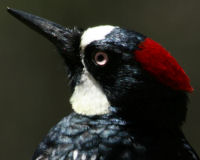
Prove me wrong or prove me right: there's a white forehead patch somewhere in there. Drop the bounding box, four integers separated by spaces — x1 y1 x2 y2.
80 25 115 50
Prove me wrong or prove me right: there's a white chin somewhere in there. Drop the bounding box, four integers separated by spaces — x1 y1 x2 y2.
70 69 110 116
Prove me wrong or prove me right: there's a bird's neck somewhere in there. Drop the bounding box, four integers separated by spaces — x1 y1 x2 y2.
108 100 187 129
105 87 189 129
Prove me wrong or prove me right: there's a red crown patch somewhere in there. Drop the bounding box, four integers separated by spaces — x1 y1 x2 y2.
134 38 193 92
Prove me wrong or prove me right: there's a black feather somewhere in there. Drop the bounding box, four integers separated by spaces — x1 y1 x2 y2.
32 112 199 160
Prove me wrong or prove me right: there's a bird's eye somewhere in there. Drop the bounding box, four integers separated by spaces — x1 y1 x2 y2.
94 52 108 66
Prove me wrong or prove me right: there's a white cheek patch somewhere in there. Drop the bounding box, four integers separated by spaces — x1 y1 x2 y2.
80 25 115 50
70 68 110 116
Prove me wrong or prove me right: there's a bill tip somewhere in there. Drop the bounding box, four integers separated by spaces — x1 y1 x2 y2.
7 7 15 14
7 6 12 11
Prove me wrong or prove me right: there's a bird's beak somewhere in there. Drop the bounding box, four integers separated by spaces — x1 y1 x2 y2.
7 7 82 60
7 8 83 81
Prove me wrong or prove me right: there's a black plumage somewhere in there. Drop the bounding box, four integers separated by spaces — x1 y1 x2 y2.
7 8 199 160
32 111 199 160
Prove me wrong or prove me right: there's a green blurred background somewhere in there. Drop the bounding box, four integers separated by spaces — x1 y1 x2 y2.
0 0 199 159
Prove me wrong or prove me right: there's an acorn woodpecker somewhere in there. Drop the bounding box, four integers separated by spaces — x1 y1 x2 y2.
8 8 199 160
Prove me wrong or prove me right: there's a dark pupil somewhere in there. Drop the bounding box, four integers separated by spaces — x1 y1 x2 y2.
97 54 105 62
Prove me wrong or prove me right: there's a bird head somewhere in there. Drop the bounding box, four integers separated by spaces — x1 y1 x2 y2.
8 8 193 126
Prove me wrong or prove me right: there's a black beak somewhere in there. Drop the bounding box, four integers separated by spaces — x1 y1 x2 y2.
7 7 82 59
7 7 83 87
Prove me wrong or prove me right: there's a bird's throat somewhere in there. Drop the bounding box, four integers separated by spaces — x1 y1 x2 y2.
70 69 110 116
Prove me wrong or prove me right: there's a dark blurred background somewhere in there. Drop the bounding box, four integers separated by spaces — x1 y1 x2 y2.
0 0 199 159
